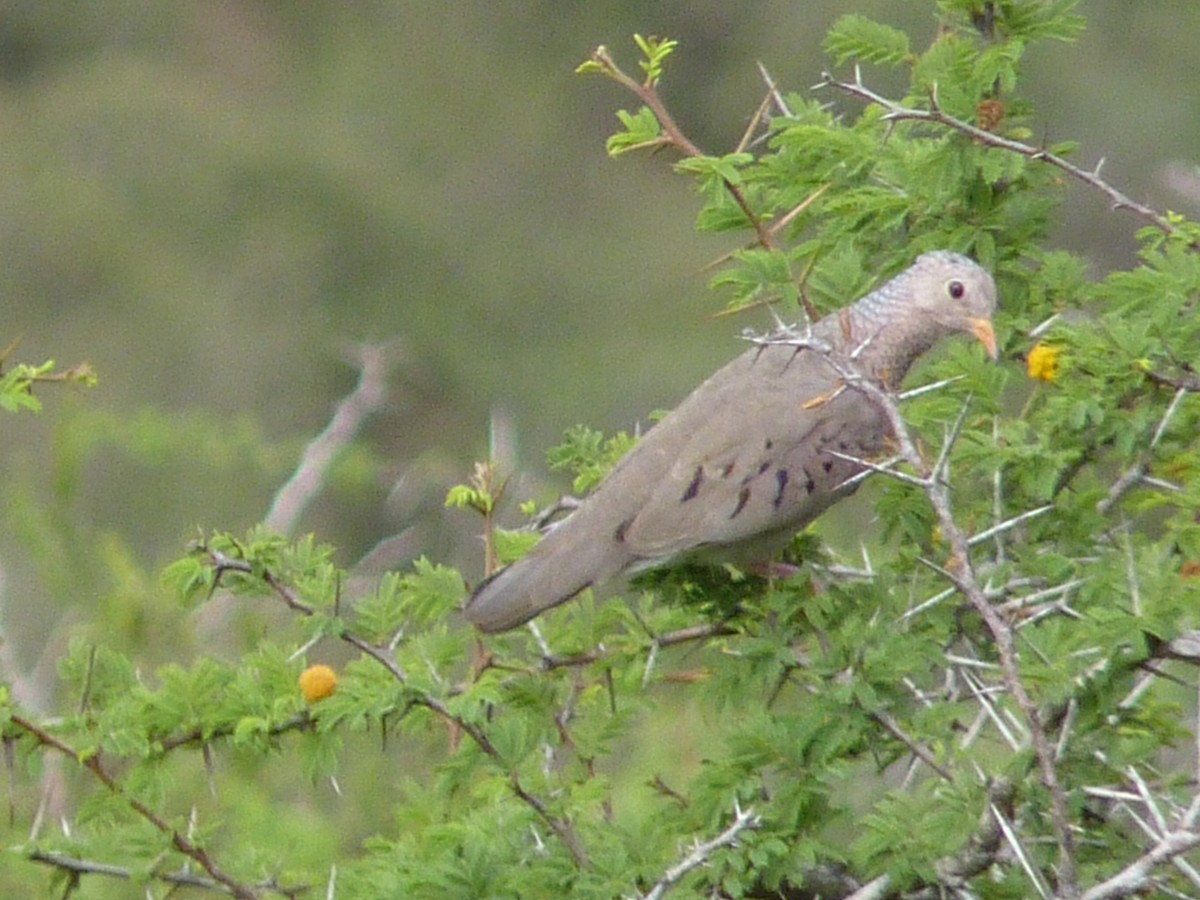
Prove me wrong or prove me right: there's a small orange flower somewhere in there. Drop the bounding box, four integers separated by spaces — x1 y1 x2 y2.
1027 342 1060 383
299 664 338 703
1181 560 1200 579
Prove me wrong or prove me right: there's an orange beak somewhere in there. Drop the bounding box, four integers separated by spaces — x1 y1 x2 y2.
970 318 998 360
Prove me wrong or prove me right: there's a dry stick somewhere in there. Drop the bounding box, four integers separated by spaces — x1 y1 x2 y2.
265 343 391 535
208 550 592 869
818 67 1190 245
1120 767 1200 890
845 875 891 900
11 713 263 900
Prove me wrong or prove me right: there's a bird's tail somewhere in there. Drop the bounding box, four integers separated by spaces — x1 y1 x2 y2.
463 513 640 633
463 550 596 633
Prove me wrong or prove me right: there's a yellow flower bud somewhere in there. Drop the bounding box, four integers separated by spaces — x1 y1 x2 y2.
1027 342 1060 382
299 664 338 703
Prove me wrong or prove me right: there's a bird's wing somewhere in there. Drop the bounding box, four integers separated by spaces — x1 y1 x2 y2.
617 342 888 560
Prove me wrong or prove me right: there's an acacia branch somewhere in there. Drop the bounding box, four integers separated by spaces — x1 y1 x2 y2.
204 545 592 869
828 358 1080 893
818 68 1192 246
585 46 776 256
1079 828 1200 900
871 710 955 783
10 714 260 899
934 778 1017 888
541 621 738 669
1097 386 1188 515
27 849 304 898
640 803 760 900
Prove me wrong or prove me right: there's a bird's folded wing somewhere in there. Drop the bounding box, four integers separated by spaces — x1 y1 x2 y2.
607 343 889 560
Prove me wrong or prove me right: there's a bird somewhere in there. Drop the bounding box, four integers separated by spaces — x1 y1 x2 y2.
465 250 999 633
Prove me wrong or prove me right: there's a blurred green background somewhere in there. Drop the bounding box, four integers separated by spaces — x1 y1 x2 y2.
2 1 1198 673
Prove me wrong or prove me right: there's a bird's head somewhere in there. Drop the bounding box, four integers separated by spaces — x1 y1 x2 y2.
904 250 999 359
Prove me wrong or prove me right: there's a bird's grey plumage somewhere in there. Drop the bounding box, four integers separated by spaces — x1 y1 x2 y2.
466 251 999 632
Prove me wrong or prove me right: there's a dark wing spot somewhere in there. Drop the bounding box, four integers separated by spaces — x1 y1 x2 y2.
803 468 816 493
764 438 774 451
681 466 704 502
730 485 751 519
614 517 634 543
720 461 736 478
822 460 834 474
773 469 789 509
757 460 771 475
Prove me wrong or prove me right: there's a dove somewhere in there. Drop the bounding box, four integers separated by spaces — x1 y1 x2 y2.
465 250 998 632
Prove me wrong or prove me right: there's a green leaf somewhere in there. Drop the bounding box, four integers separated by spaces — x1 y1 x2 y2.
546 425 636 494
606 106 663 156
633 33 679 84
824 15 912 66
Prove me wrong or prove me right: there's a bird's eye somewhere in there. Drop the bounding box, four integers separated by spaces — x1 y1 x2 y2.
947 279 965 300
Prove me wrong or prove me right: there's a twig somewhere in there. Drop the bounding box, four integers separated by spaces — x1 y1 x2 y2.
542 622 738 669
991 799 1055 899
871 710 955 783
1098 386 1189 515
1079 828 1200 900
638 802 760 900
755 61 792 119
845 875 891 900
818 68 1190 245
934 778 1016 888
10 714 260 899
26 849 304 897
586 46 776 257
967 504 1054 547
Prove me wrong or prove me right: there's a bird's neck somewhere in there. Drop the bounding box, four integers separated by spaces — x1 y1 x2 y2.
836 304 943 389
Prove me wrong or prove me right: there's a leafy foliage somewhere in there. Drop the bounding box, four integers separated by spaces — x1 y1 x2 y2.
5 4 1200 899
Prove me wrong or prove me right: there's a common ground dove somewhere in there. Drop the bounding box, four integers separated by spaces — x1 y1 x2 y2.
466 250 998 633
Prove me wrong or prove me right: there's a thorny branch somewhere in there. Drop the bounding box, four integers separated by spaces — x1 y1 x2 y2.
585 47 774 254
203 546 593 870
818 67 1194 247
934 778 1018 888
638 803 760 900
1097 385 1187 515
541 621 738 670
27 850 304 898
752 322 1086 894
851 375 1080 894
10 712 269 899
